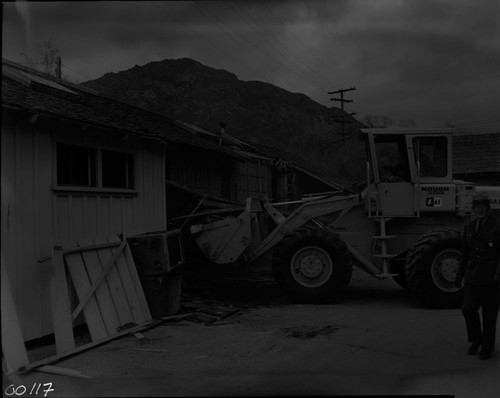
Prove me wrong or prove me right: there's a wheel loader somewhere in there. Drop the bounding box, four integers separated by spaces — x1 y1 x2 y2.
188 128 500 308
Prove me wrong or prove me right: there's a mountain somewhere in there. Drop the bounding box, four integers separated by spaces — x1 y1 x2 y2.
82 58 366 185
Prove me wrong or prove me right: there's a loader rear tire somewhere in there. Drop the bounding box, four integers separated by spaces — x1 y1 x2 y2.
405 229 463 309
273 228 353 303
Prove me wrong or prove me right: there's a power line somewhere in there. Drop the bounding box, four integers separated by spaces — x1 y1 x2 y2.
225 1 333 91
62 63 93 81
153 1 344 104
190 1 321 94
149 1 271 84
258 1 340 88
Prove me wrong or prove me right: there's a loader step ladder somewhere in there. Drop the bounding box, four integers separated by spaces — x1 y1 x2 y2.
371 217 398 277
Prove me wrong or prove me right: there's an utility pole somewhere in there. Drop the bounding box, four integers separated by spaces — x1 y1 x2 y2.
328 87 356 140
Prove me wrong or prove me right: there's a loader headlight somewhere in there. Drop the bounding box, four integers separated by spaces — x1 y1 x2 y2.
359 188 368 202
190 224 204 235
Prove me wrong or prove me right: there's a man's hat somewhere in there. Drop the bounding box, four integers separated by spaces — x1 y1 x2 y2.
472 192 490 207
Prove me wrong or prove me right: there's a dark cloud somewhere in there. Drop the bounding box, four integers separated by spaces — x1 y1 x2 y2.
349 27 493 86
405 0 500 38
2 0 499 126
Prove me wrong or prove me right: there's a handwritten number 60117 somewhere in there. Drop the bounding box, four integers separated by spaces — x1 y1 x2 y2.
4 383 54 397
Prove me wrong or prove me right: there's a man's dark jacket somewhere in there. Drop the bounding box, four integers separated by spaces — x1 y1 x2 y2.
457 214 500 285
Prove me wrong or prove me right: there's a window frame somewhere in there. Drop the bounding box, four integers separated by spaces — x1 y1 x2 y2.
101 149 135 190
54 141 138 195
56 143 98 188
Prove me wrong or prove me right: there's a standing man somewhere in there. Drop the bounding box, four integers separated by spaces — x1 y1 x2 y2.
455 192 500 360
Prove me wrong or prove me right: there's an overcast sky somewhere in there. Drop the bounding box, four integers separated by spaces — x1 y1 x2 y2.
3 0 500 127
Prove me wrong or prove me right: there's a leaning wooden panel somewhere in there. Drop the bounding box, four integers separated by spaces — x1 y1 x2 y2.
49 247 76 355
107 235 149 324
122 242 152 320
93 236 135 327
64 251 108 341
77 238 121 335
1 256 29 374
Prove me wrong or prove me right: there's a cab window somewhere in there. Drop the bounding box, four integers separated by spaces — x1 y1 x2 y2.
413 137 447 178
375 134 410 182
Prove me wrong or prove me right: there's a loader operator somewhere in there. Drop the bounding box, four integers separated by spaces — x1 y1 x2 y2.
455 192 500 360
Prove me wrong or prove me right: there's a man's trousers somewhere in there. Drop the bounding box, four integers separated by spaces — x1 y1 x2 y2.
461 283 500 353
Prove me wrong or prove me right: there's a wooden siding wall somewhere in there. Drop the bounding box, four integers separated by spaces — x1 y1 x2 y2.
166 145 227 197
1 111 166 341
166 145 273 202
272 169 295 202
233 159 272 202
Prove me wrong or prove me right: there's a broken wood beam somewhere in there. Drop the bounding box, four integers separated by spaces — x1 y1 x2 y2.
160 313 193 321
23 321 152 372
36 365 93 379
63 241 122 256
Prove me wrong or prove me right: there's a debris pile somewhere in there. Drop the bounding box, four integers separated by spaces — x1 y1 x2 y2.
278 325 342 339
179 299 247 326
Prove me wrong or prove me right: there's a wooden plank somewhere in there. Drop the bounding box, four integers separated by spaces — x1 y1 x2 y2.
133 348 170 353
1 256 29 374
65 251 108 341
122 242 152 320
107 235 147 324
78 238 121 335
160 313 193 321
64 241 121 256
70 240 127 321
93 237 134 327
36 365 93 379
49 246 76 355
24 321 152 371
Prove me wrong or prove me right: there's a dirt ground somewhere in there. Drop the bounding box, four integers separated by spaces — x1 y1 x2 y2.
3 265 500 397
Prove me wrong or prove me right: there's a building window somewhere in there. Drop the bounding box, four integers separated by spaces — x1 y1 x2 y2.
56 144 134 190
57 143 97 187
102 150 134 189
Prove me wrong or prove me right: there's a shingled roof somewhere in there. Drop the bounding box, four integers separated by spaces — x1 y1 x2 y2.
1 59 349 189
453 130 500 175
1 59 242 158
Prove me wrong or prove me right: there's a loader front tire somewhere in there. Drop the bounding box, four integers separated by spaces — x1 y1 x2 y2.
405 229 463 309
273 228 352 303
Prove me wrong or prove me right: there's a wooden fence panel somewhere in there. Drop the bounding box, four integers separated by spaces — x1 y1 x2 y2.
78 238 121 335
65 251 108 341
107 235 149 324
93 237 134 327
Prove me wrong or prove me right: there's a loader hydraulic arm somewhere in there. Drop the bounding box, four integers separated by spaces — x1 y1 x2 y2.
245 194 361 261
190 194 361 264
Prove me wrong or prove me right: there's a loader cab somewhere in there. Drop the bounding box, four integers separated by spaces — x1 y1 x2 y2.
361 128 455 217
